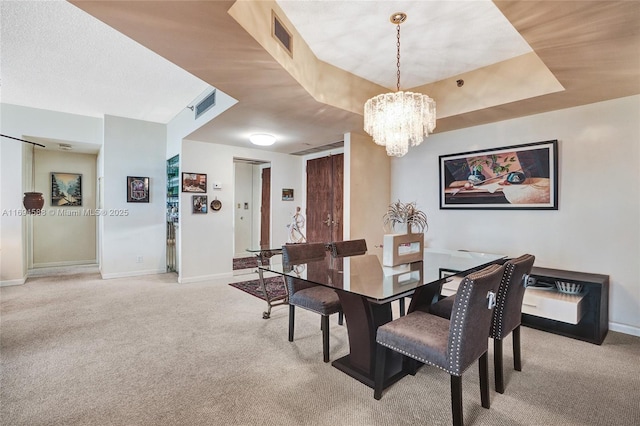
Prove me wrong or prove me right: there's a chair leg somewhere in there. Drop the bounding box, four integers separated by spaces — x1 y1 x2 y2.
479 351 490 409
494 338 505 394
451 375 463 426
399 298 406 317
373 344 387 400
403 356 418 376
288 305 295 342
338 311 344 326
513 325 522 371
321 315 330 363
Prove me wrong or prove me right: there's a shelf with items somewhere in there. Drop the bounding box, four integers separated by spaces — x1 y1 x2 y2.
166 154 180 223
439 265 609 345
523 267 609 345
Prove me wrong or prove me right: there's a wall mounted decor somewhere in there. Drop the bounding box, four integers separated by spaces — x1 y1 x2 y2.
210 198 222 212
127 176 149 203
439 140 558 210
192 195 208 214
282 188 294 201
51 172 82 206
182 172 207 193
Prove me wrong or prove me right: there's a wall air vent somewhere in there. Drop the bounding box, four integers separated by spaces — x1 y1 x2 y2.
272 11 292 56
291 141 344 156
195 89 216 119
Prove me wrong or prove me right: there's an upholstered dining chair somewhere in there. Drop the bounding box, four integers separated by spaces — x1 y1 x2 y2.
374 263 505 426
328 239 368 258
428 254 535 394
490 254 535 393
282 242 343 363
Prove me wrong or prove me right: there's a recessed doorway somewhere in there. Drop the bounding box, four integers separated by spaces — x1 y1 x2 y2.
233 158 271 259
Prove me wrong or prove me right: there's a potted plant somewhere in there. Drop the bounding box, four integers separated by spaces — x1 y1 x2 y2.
383 200 428 234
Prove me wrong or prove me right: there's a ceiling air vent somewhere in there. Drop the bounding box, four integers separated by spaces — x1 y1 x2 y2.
272 11 292 56
195 89 216 119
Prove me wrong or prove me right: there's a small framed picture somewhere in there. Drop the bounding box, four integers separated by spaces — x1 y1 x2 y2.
192 195 208 214
51 172 82 206
282 188 294 201
182 172 207 193
127 176 149 203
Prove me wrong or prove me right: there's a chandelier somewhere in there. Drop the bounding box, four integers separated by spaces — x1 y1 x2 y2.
364 13 436 157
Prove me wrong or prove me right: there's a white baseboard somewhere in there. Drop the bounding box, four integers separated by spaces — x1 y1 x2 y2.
0 277 26 287
609 322 640 337
178 271 233 284
100 268 168 280
32 260 97 268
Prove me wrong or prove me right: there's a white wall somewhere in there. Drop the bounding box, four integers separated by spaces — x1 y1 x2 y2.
391 95 640 336
0 104 103 285
101 115 167 278
166 87 238 159
179 140 302 283
33 150 97 267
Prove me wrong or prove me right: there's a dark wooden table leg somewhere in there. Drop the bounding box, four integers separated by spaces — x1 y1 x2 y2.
331 291 406 389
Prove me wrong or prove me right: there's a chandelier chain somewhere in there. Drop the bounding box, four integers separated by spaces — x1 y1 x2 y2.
396 24 401 92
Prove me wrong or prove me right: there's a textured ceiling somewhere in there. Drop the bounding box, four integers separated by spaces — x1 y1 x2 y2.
2 1 640 155
277 0 532 90
0 0 209 124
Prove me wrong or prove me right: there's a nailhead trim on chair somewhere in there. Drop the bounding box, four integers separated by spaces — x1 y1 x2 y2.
377 264 501 377
491 262 515 341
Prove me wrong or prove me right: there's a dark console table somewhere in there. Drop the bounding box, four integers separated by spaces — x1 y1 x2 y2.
523 266 609 345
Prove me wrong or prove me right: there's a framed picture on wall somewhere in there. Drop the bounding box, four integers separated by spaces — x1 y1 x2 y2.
51 172 82 206
182 172 207 193
439 139 558 210
126 176 149 203
282 188 294 201
192 195 208 214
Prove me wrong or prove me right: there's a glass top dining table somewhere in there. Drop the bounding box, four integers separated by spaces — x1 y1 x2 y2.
259 247 505 389
262 247 505 303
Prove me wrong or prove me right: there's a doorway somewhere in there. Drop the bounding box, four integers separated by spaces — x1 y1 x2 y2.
306 154 343 244
233 158 271 258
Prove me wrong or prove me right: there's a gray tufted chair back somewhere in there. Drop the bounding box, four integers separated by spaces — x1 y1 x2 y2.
448 263 505 375
490 254 535 340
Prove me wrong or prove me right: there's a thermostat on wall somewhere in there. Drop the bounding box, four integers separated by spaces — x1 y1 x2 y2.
213 182 222 189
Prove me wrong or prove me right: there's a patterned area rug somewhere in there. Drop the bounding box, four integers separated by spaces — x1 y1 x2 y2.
228 276 287 301
232 257 259 270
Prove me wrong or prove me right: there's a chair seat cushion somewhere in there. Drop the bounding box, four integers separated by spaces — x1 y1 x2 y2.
428 295 455 320
376 311 450 369
289 286 341 315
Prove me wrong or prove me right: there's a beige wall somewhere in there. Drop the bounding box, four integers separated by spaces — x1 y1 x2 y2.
346 132 390 261
33 149 97 267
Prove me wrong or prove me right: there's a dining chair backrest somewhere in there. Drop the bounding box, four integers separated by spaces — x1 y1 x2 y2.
491 254 535 340
282 242 327 266
329 239 367 258
448 263 505 374
281 243 328 294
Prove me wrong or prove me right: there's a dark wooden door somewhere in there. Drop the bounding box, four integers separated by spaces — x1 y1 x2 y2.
306 154 343 244
260 167 271 248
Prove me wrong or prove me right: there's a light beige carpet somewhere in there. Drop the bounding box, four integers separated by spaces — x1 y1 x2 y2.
1 271 639 425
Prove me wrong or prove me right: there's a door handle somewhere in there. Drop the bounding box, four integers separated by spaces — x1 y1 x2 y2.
323 214 332 227
332 218 340 226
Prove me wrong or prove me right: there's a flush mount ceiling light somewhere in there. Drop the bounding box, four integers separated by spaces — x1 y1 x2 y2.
249 134 276 146
364 12 436 157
